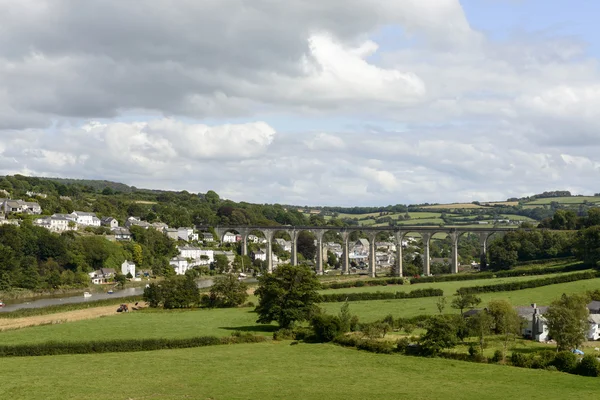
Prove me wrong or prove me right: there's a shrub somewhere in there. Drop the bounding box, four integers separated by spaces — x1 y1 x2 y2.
553 351 578 373
491 350 503 363
510 353 533 368
530 350 556 369
273 328 296 341
576 355 600 377
356 339 394 354
320 288 443 303
311 313 343 342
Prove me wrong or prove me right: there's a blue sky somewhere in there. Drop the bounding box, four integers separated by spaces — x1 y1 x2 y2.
1 0 600 206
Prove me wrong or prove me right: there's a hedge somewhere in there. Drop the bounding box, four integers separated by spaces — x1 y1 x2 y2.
320 288 443 303
456 271 599 295
0 333 267 357
409 262 589 285
321 277 406 290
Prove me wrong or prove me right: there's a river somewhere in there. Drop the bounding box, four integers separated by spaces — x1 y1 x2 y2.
0 278 229 313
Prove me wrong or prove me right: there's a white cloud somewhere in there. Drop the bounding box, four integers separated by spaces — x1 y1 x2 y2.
1 1 600 205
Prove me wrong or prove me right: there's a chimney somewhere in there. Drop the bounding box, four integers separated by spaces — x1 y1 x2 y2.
531 303 536 309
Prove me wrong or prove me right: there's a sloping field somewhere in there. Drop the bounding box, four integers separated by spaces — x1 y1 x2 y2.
1 343 598 400
524 196 600 205
421 203 490 210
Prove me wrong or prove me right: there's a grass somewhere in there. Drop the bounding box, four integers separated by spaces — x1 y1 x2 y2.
3 275 600 346
1 342 598 400
524 196 600 205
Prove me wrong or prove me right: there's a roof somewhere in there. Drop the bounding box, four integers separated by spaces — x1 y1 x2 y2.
73 211 97 217
356 238 370 248
179 245 202 251
112 227 131 234
587 301 600 312
170 256 188 261
101 217 116 222
463 309 482 317
515 305 549 320
588 314 600 324
99 268 115 275
202 232 214 237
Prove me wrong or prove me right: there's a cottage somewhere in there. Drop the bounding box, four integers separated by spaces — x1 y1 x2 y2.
274 238 292 252
517 304 550 342
101 217 119 228
71 211 101 227
35 215 76 232
354 238 370 253
164 228 179 241
177 227 198 242
88 268 116 284
588 314 600 341
112 227 132 241
151 222 169 231
121 260 136 277
1 199 42 215
202 232 214 242
222 232 239 243
169 256 190 275
125 217 151 229
252 250 267 261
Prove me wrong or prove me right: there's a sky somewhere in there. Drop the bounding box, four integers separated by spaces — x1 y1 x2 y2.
1 0 600 206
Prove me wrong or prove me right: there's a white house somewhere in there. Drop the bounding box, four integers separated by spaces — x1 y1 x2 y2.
34 215 77 232
588 314 600 341
71 211 101 227
177 227 198 242
252 250 267 261
223 232 238 243
178 245 203 260
518 304 550 342
88 268 116 284
202 232 214 242
1 199 42 215
121 260 136 277
274 238 292 252
101 217 119 228
169 256 190 275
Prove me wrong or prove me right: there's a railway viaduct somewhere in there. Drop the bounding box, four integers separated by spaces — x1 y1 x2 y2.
197 225 518 277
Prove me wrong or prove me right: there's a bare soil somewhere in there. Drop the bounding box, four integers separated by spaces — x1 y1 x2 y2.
0 303 144 331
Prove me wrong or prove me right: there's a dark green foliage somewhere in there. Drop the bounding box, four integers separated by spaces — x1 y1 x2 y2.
321 277 405 289
510 353 533 368
332 335 395 354
272 329 296 341
546 294 590 351
0 333 267 358
254 264 322 329
575 226 600 267
456 271 598 295
143 275 200 309
311 313 343 342
576 355 600 377
202 274 248 308
320 288 443 303
552 351 578 373
419 315 459 355
487 230 575 270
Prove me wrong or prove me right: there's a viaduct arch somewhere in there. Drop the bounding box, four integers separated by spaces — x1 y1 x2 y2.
203 225 517 277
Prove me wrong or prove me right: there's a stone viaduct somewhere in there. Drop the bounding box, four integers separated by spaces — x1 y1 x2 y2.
198 225 517 278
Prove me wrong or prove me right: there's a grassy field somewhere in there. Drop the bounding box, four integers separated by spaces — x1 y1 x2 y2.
2 275 599 346
2 342 599 400
421 203 490 210
524 196 600 205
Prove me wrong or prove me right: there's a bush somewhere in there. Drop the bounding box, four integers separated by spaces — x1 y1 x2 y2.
491 350 503 363
311 313 343 342
530 350 556 369
510 353 533 368
356 339 394 354
273 328 295 341
576 355 600 377
553 351 578 373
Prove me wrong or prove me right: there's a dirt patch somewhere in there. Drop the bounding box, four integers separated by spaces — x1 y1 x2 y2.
0 303 145 331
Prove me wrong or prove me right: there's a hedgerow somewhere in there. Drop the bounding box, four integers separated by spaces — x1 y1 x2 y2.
0 333 267 357
320 288 443 303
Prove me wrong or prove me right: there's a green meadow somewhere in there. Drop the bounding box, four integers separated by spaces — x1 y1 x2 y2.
1 342 598 400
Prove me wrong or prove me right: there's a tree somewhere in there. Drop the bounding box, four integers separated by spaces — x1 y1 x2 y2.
487 299 523 361
297 231 316 261
132 243 143 267
545 293 590 351
435 296 447 314
254 264 321 329
467 310 494 355
576 226 600 267
203 274 248 308
420 315 459 355
143 275 200 309
114 273 127 288
213 254 230 273
451 292 481 315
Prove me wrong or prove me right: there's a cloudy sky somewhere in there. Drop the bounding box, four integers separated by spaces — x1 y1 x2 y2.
1 0 599 206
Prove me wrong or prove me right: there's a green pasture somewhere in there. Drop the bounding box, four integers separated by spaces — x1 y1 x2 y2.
524 196 600 205
2 276 600 346
2 343 598 400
